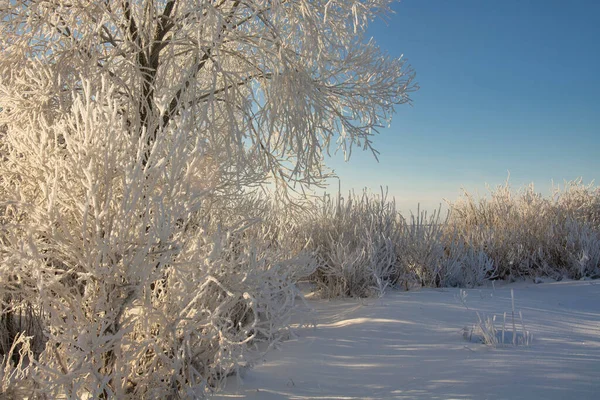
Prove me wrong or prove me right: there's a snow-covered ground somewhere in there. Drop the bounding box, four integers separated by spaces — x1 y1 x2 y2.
216 280 600 399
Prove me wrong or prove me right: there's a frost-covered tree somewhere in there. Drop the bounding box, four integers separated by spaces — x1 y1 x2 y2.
0 0 415 398
1 0 415 190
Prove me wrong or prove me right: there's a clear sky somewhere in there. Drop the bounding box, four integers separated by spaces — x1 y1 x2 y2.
327 0 600 215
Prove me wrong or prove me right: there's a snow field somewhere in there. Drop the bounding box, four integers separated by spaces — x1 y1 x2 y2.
217 280 600 399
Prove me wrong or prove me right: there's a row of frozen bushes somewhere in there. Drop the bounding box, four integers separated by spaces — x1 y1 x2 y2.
301 180 600 298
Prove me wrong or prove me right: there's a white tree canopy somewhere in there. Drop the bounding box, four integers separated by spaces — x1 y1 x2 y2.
0 0 416 192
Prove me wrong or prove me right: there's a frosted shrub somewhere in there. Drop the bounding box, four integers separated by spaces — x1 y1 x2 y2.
447 179 600 281
0 80 308 398
445 242 497 288
448 182 549 278
553 179 600 230
563 218 600 278
396 205 449 288
306 189 402 298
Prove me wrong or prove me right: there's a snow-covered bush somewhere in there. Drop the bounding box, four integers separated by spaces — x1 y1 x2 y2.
563 218 600 278
443 241 497 288
553 179 600 231
0 79 312 398
447 179 600 281
448 182 549 278
395 205 450 288
302 191 461 296
305 189 402 298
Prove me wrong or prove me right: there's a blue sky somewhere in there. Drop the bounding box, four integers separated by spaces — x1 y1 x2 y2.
327 0 600 214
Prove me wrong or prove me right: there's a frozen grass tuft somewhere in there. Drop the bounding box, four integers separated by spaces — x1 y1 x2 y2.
463 289 532 347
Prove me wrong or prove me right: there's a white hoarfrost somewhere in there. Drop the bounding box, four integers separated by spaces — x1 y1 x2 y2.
0 0 415 398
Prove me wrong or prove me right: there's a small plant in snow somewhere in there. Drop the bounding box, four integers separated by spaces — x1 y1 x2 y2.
456 289 469 309
461 289 532 347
